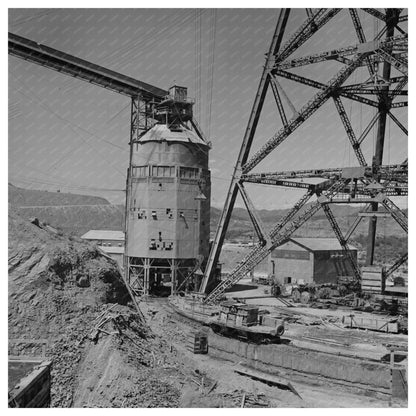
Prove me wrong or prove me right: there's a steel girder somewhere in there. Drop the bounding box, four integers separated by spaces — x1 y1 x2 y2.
244 51 372 173
8 32 167 100
201 8 407 302
384 253 408 278
124 95 155 292
274 69 380 107
319 202 361 280
204 180 345 304
275 35 407 71
332 95 367 166
199 9 292 293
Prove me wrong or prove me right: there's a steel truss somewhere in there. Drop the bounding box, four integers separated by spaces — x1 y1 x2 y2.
201 8 407 303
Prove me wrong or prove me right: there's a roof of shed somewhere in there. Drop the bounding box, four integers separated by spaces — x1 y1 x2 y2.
283 237 357 252
81 230 125 241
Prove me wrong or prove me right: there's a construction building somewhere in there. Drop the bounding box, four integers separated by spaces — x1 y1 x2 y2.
269 238 358 285
124 85 211 296
81 230 125 267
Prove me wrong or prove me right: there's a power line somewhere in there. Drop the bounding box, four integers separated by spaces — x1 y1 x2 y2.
10 72 127 177
10 72 127 153
96 12 178 66
11 71 235 183
107 11 197 70
194 9 203 124
205 9 217 139
106 102 131 124
9 10 58 27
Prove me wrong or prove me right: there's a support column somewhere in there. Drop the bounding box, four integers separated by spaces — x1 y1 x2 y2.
143 258 150 296
200 9 290 292
170 259 178 295
366 9 400 265
124 94 152 291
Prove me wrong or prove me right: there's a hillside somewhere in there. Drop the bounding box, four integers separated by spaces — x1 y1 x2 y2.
213 204 407 242
8 206 127 405
9 184 123 236
9 183 110 206
15 204 125 236
9 185 407 247
8 207 203 407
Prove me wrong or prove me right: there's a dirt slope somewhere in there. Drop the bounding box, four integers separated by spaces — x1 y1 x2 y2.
9 207 184 407
9 183 110 206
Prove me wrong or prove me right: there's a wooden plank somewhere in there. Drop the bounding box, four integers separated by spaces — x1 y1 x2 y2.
344 316 399 333
9 361 52 407
234 367 302 399
9 339 48 344
384 286 408 294
361 281 382 286
362 278 382 282
361 285 381 288
8 356 45 361
206 381 218 395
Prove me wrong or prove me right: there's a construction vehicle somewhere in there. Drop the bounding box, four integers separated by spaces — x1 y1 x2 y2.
361 265 408 314
169 296 284 344
209 301 285 344
272 278 353 303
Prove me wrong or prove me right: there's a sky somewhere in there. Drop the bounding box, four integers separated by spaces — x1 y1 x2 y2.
8 8 408 209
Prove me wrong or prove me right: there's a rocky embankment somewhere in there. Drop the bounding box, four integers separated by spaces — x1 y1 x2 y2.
9 208 184 407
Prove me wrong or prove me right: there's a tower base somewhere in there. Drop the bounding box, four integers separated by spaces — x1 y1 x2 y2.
126 257 199 296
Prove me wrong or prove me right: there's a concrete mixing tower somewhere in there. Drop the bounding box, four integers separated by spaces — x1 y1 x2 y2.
125 86 211 296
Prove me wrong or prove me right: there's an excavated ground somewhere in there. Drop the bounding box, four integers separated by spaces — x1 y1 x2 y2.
8 208 185 407
8 208 407 408
9 208 282 407
140 298 405 408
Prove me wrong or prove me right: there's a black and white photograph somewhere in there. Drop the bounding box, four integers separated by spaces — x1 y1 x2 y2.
6 3 409 409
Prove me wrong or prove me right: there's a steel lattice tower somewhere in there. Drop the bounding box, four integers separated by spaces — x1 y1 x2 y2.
201 8 408 303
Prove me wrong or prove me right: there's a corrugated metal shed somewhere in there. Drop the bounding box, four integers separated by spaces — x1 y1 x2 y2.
288 237 357 252
81 230 125 241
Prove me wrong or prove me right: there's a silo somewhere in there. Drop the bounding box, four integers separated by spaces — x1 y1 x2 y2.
125 86 211 295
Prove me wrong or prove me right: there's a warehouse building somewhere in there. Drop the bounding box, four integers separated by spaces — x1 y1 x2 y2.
269 237 358 285
81 230 124 268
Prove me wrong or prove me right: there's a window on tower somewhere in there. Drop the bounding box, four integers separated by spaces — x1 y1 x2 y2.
151 165 175 177
132 166 148 177
179 167 199 179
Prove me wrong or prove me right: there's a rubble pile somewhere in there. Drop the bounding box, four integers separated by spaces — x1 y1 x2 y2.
9 209 160 406
221 390 271 408
113 372 180 408
49 333 85 407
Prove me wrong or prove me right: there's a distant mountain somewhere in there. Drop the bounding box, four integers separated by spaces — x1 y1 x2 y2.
9 185 406 241
211 204 364 223
9 184 121 236
211 202 406 242
8 183 110 206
